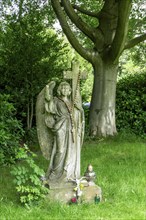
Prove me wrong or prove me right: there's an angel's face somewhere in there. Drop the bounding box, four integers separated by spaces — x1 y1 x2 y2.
61 85 71 97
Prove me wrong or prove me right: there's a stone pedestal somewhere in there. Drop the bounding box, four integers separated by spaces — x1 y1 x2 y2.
47 184 102 204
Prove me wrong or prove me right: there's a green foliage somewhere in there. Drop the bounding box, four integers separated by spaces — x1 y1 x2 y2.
11 145 48 206
83 71 146 138
0 94 24 165
0 138 145 219
24 127 38 146
128 1 146 40
0 0 71 129
116 72 146 138
81 71 93 102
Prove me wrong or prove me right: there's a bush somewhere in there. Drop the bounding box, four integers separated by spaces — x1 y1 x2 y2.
0 94 24 165
116 72 146 138
11 145 49 207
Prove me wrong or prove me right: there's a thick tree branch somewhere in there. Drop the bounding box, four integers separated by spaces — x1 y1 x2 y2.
62 0 105 52
73 4 99 18
51 0 94 63
124 33 146 50
61 0 95 42
109 0 132 63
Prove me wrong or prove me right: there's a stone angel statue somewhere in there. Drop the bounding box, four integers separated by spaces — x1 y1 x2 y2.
36 79 85 189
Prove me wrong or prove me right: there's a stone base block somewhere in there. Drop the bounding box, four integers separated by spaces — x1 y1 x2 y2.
47 185 102 204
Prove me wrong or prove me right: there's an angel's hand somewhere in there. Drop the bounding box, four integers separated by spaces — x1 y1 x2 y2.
47 81 56 89
45 81 56 101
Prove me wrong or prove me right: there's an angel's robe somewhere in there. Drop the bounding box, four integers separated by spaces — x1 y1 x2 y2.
45 96 84 187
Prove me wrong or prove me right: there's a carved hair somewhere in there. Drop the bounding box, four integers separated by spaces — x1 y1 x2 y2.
57 82 71 96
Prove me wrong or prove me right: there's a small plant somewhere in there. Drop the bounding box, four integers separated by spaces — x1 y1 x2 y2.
11 145 49 206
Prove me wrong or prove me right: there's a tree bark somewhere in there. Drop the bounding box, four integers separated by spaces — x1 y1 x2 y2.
27 103 30 130
27 97 34 130
29 97 34 129
89 60 118 136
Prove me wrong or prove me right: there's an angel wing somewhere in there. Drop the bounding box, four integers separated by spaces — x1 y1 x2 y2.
36 82 56 160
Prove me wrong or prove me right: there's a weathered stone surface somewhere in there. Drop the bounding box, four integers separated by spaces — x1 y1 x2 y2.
36 87 53 160
47 184 102 204
37 78 85 185
82 185 102 203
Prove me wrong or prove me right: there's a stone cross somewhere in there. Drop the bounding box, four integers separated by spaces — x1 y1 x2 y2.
63 61 87 102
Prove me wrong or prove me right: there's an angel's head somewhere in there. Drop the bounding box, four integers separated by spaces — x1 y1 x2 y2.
57 82 71 97
87 164 93 172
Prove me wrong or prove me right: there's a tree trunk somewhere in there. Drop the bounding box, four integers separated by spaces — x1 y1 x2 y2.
29 97 34 129
27 103 30 130
89 60 118 137
27 97 34 130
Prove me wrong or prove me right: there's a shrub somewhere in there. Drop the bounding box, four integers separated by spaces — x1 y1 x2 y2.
116 72 146 138
0 94 24 165
11 145 49 207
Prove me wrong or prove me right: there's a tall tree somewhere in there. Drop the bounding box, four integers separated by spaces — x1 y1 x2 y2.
0 0 71 129
50 0 146 137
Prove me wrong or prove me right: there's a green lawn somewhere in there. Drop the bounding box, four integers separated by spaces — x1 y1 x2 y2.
0 135 145 220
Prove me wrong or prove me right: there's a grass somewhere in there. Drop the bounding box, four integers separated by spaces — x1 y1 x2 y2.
0 134 145 220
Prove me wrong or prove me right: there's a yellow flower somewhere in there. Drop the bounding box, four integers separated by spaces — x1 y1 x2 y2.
74 187 77 191
80 184 84 190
